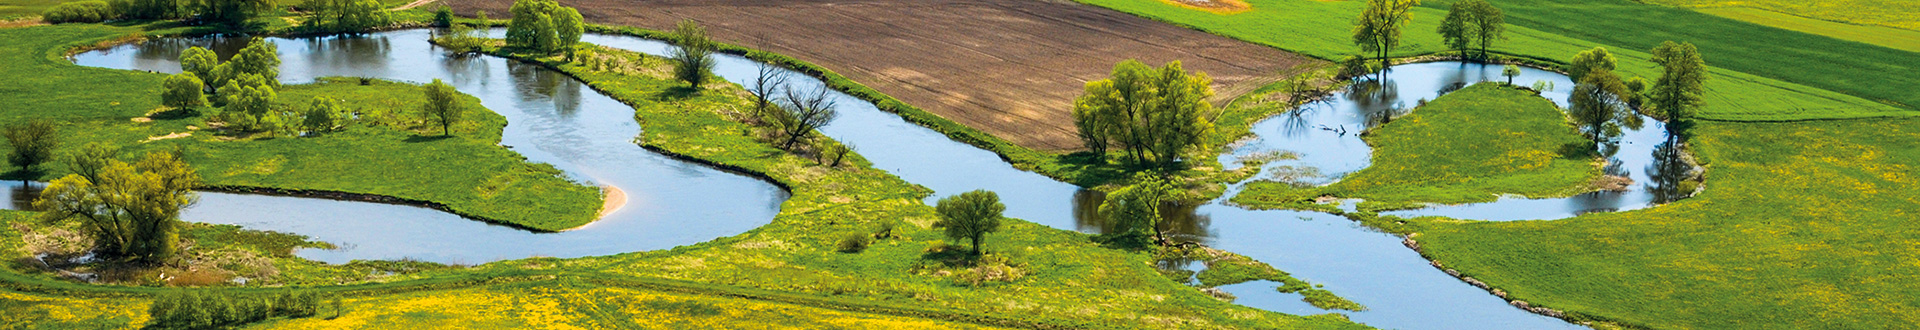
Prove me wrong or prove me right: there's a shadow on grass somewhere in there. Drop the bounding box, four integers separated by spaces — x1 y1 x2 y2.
655 85 700 102
403 135 452 143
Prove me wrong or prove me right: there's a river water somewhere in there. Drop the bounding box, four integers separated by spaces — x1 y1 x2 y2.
61 30 1698 329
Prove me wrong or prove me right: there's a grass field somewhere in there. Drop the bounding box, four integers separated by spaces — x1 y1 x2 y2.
0 0 417 19
1415 118 1920 329
1693 7 1920 53
1073 0 1917 121
1637 0 1920 31
1232 83 1599 211
0 24 602 231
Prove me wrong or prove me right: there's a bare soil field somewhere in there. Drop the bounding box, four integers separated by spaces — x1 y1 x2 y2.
450 0 1316 151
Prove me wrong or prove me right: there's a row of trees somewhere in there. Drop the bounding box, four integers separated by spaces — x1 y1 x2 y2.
1071 60 1217 170
147 290 337 328
297 0 392 33
1566 42 1709 142
1352 0 1510 70
43 0 274 25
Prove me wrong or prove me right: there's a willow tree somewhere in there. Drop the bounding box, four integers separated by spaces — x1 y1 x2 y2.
37 146 200 264
668 19 717 89
2 120 58 184
1649 41 1707 136
1071 60 1215 169
161 72 208 109
506 0 560 52
1352 0 1418 70
1569 69 1633 142
553 6 584 59
1099 176 1179 244
1567 47 1615 83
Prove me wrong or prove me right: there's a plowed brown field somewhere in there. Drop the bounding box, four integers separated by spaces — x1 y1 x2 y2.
452 0 1315 151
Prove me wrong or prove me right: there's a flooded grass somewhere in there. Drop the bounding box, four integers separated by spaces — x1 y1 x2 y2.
1235 83 1599 209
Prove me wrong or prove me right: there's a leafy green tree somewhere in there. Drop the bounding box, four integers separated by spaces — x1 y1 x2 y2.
180 46 219 88
36 146 200 264
1352 0 1418 70
668 19 717 89
1567 47 1615 83
1649 41 1707 135
1099 176 1178 243
1569 69 1632 142
220 73 276 130
110 0 183 19
42 1 117 23
1502 64 1520 85
1071 60 1215 169
1439 0 1504 58
474 10 486 25
421 79 463 136
553 6 584 60
432 5 453 27
194 0 275 27
334 0 391 32
2 120 58 183
162 72 208 108
302 96 341 134
934 190 1005 255
506 0 562 52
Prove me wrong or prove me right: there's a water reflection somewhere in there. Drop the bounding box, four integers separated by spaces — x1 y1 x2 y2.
1071 190 1214 245
6 182 42 211
1646 139 1699 204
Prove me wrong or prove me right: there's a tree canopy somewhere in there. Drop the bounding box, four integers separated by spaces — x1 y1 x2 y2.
1352 0 1418 68
1567 47 1615 83
1438 0 1503 58
934 190 1005 255
1099 176 1180 244
194 0 275 26
2 120 58 182
421 79 463 136
300 0 391 33
161 72 208 109
506 0 581 54
1649 41 1707 134
36 145 200 264
668 19 717 89
1071 59 1215 169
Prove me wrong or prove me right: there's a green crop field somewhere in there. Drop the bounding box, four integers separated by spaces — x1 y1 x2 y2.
1072 0 1917 121
1416 118 1920 329
1637 0 1920 31
1693 7 1920 53
1234 83 1600 211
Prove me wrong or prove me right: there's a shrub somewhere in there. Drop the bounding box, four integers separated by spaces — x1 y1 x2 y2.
873 221 896 240
836 232 871 253
42 1 117 23
432 5 452 27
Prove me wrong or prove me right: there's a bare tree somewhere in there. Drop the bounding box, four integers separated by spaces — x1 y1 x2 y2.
769 86 838 149
750 63 790 120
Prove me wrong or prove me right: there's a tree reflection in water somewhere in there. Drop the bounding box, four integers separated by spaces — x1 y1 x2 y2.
1071 189 1214 245
1646 138 1700 204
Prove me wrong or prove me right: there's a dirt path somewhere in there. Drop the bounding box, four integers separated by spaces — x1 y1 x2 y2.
450 0 1318 151
393 0 438 11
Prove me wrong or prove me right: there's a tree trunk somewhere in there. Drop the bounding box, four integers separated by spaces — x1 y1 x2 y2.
972 235 984 255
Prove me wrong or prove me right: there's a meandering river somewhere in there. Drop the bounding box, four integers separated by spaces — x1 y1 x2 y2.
58 29 1695 329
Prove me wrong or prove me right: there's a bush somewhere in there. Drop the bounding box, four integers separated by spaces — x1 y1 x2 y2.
148 290 322 329
836 232 871 253
873 222 896 240
42 1 117 23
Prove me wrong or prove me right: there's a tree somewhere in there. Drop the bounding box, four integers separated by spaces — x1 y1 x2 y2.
302 96 341 134
432 5 453 27
229 37 281 88
1440 0 1504 58
1649 41 1707 136
1567 47 1615 83
668 19 716 89
36 146 200 264
42 1 117 23
934 190 1004 255
1099 176 1177 244
194 0 276 26
421 79 463 136
162 72 208 108
553 6 584 59
474 10 486 25
1502 64 1520 85
767 86 837 149
180 47 219 88
1568 69 1632 142
221 73 276 130
506 0 562 52
111 0 183 20
749 62 789 119
1352 0 1418 70
1071 60 1216 169
332 0 391 33
2 120 58 183
1467 0 1505 58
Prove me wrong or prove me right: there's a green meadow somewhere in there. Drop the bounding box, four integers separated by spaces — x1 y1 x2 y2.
1694 7 1920 53
1638 0 1920 31
1416 118 1920 329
